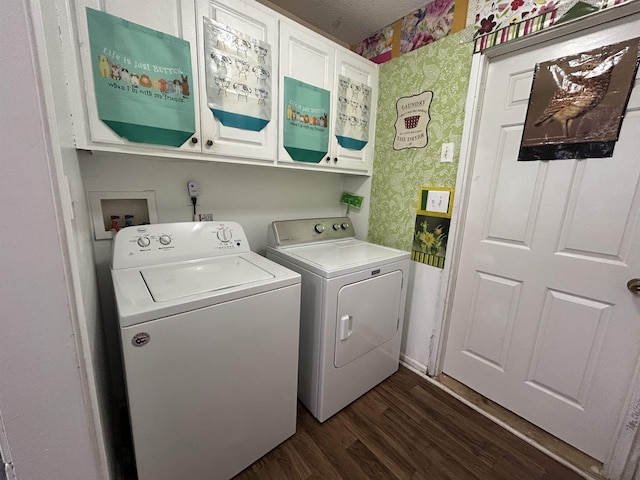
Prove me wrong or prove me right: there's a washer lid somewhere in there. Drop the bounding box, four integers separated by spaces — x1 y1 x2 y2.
141 256 273 302
275 239 409 276
112 252 300 327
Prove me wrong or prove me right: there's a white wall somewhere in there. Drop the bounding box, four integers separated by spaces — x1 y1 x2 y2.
0 2 104 479
81 152 371 252
80 151 371 400
400 262 442 373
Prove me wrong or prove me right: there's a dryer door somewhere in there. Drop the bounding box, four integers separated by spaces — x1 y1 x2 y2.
334 270 403 368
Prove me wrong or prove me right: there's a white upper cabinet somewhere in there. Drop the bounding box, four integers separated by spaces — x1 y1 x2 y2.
331 50 378 174
278 21 334 168
195 0 278 162
66 0 377 174
72 0 201 154
278 20 378 174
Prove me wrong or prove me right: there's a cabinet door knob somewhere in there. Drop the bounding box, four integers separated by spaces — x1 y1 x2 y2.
206 140 213 147
190 137 198 144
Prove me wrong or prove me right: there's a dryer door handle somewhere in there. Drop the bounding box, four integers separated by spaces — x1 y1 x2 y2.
339 314 353 341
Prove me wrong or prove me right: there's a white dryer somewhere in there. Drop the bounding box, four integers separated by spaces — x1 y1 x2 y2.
111 221 300 480
266 217 409 422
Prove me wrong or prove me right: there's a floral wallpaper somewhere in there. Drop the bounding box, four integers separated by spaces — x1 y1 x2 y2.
355 24 395 64
401 0 455 54
471 0 630 37
354 0 455 64
469 0 632 51
368 30 473 252
473 0 561 38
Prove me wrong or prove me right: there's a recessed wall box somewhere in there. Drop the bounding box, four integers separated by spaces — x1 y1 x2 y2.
88 191 159 240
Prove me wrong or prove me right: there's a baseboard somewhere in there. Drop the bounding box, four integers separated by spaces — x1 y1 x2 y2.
399 354 427 375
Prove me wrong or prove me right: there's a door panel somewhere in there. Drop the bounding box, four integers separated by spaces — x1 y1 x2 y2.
195 0 278 160
331 51 378 172
278 21 334 165
486 126 544 246
104 0 183 34
558 121 640 260
463 272 521 371
444 14 640 461
334 271 402 368
527 290 610 407
279 22 334 90
75 0 200 151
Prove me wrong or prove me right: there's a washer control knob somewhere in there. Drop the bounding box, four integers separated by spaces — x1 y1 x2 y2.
341 222 350 230
332 223 340 230
137 236 151 248
314 223 325 233
217 227 232 243
159 235 171 246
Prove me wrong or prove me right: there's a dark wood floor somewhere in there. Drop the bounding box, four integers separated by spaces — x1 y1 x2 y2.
234 367 583 480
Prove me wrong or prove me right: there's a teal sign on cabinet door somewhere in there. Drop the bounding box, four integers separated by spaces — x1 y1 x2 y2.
283 77 330 163
86 8 195 147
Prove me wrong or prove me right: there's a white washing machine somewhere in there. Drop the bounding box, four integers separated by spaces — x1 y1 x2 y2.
266 217 409 422
111 221 300 480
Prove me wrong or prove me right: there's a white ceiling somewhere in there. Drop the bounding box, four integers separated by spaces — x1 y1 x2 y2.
258 0 431 46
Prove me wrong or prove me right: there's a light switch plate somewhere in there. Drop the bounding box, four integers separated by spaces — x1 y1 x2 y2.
441 143 454 163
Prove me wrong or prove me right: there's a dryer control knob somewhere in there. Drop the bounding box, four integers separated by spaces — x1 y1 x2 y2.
159 235 171 246
314 223 325 233
341 222 350 230
137 236 151 248
332 223 340 230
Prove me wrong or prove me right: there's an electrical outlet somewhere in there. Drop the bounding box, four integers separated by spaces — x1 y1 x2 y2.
187 180 200 206
198 213 214 221
187 181 199 197
441 143 454 163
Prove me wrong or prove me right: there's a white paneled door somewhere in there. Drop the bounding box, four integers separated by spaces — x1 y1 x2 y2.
443 14 640 462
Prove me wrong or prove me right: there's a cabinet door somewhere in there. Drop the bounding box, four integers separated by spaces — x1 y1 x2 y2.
278 21 335 167
195 0 278 162
330 51 378 174
74 0 201 153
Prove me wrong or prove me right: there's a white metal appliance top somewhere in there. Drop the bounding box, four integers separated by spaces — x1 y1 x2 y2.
267 217 409 278
267 217 356 247
111 222 300 327
140 256 273 302
112 221 251 270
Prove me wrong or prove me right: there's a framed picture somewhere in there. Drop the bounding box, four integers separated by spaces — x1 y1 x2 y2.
417 186 454 218
412 214 451 268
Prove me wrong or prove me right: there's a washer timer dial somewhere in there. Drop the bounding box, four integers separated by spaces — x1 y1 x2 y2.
217 227 233 243
159 235 171 246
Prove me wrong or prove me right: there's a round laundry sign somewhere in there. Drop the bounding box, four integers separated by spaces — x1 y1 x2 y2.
393 91 433 150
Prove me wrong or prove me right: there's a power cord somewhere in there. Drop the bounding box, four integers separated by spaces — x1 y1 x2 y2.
187 181 199 222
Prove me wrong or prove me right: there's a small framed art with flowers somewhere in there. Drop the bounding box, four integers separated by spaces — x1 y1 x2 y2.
411 187 454 268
